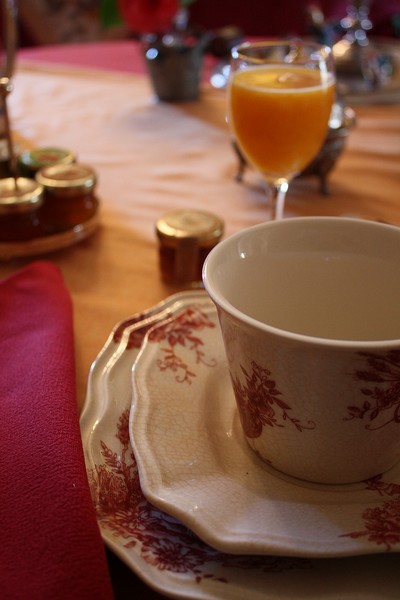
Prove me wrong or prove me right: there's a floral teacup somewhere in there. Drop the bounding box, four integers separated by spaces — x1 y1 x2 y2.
203 217 400 484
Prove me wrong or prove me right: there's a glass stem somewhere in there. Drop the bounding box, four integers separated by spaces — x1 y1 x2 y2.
270 179 289 220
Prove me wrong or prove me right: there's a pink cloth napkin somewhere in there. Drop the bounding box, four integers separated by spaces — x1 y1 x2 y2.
0 261 114 600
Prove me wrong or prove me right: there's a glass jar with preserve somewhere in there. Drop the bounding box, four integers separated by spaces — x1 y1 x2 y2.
156 209 224 285
0 177 44 242
36 163 99 234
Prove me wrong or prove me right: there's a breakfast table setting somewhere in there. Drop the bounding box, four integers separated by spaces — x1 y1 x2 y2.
1 0 400 595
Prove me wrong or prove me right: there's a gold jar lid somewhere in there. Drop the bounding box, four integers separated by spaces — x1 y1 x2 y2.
0 177 44 214
18 147 76 171
156 209 224 248
36 163 97 196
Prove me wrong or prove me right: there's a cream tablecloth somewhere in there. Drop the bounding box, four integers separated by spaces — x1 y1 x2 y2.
4 57 400 412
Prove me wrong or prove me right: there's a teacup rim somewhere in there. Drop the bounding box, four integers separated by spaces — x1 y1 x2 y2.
202 216 400 350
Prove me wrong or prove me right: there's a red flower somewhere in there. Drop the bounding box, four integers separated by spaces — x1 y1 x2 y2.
118 0 180 34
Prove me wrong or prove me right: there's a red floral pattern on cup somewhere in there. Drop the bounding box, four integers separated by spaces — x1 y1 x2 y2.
346 350 400 430
231 360 316 438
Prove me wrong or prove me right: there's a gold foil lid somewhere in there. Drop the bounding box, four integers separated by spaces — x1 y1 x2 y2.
19 147 76 170
156 209 224 248
0 177 43 214
36 163 96 192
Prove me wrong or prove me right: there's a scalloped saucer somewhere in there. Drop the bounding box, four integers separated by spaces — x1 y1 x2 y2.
131 299 400 559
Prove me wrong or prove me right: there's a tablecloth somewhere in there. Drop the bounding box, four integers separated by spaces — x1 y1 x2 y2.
5 55 399 413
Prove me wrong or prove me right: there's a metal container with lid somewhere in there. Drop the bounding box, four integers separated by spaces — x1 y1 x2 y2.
0 177 44 241
156 209 224 285
18 146 76 178
36 163 99 234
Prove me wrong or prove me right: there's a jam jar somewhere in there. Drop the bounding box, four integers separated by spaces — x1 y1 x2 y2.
0 177 44 242
156 209 224 285
18 147 76 178
36 163 99 234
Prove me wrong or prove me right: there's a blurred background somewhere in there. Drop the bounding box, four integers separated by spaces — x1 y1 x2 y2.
13 0 400 48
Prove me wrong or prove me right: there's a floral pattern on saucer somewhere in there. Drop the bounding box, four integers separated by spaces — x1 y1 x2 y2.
341 494 400 550
341 474 400 550
147 305 217 384
88 408 310 583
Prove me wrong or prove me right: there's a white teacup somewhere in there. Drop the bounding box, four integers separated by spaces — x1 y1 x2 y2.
203 217 400 484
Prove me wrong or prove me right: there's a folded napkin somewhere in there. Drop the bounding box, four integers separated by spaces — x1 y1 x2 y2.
0 262 114 600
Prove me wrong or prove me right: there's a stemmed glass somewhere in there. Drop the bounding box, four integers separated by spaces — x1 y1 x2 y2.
228 40 335 219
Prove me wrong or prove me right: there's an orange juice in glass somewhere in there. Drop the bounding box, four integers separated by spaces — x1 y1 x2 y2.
228 41 335 219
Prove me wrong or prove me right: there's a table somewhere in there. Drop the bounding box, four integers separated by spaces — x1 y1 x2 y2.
8 40 400 599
